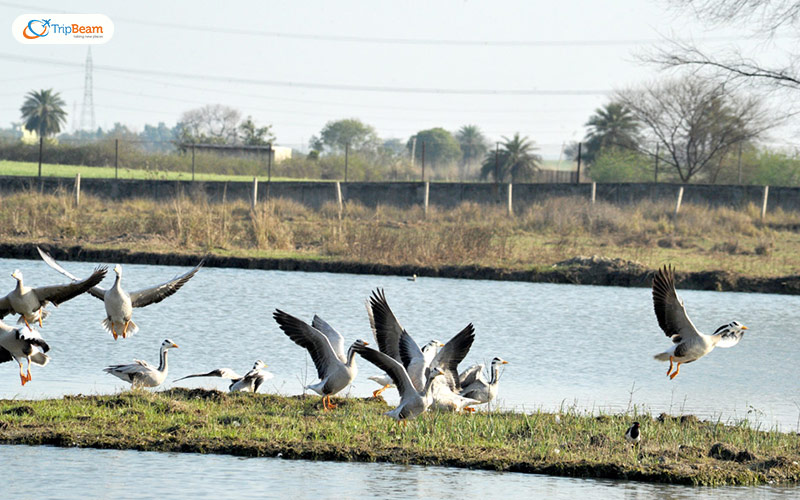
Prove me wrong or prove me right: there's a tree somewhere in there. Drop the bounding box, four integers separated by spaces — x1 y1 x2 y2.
319 118 378 153
480 133 542 182
456 125 489 165
20 89 67 138
178 104 241 144
582 102 641 164
239 116 275 146
616 77 771 182
407 128 462 167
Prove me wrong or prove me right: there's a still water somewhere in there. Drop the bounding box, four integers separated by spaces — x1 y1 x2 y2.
1 257 799 497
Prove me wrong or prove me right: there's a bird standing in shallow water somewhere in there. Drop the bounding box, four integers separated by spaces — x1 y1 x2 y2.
625 422 640 445
652 265 749 379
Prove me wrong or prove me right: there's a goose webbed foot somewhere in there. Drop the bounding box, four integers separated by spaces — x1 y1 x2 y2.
372 385 390 398
669 362 682 380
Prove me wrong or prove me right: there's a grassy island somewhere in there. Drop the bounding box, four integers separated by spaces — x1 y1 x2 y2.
1 389 798 486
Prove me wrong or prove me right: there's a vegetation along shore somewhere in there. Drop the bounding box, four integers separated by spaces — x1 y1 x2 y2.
1 390 798 486
1 190 799 294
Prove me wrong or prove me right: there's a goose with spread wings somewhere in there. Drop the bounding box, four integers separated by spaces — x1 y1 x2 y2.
273 310 363 410
37 247 203 340
104 338 179 388
652 265 749 379
174 360 273 392
0 320 50 385
0 266 107 329
352 339 445 423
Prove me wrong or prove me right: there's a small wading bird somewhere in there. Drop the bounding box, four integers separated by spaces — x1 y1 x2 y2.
625 422 641 446
104 339 179 388
273 309 363 410
174 360 273 392
0 320 50 386
38 248 203 340
0 266 107 328
652 265 749 379
459 357 509 407
352 339 445 424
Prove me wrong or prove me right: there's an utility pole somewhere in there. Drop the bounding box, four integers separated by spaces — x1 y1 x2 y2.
575 142 582 184
421 141 425 182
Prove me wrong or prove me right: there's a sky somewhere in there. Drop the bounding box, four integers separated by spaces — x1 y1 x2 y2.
0 0 795 158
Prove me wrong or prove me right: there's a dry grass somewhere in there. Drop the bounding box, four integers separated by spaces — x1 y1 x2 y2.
1 189 799 276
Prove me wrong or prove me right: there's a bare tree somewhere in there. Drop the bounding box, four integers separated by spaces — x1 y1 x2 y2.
178 104 242 144
617 77 771 182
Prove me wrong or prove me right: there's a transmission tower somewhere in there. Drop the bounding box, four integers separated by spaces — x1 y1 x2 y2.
80 47 95 131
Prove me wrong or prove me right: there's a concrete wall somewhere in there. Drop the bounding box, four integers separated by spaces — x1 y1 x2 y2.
0 176 794 212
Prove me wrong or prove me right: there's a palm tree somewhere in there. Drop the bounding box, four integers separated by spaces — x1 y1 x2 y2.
583 102 641 164
480 133 542 182
20 89 67 138
455 125 488 178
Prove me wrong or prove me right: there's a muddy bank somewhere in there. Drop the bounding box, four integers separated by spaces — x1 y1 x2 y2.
3 242 800 295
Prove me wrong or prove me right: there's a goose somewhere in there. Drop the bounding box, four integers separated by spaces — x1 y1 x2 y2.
0 320 50 385
104 339 179 388
273 309 363 410
0 266 107 329
352 339 445 423
174 360 273 392
459 357 509 407
652 265 749 379
37 248 203 340
625 422 641 446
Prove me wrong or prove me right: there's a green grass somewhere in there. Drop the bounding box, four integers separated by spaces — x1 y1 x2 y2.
1 390 798 486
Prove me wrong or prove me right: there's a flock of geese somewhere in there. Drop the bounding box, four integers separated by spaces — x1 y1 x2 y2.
0 249 751 424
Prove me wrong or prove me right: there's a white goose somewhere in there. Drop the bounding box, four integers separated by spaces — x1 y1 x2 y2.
0 320 50 386
0 267 107 328
273 309 363 410
652 265 749 379
352 339 445 423
174 360 274 392
104 339 179 388
459 357 509 406
38 248 203 340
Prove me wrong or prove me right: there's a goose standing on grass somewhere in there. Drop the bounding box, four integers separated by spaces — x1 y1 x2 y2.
459 357 509 407
0 267 107 329
273 310 363 410
652 265 749 379
352 339 445 423
625 422 641 445
0 320 50 386
37 248 203 340
174 360 273 392
104 339 179 388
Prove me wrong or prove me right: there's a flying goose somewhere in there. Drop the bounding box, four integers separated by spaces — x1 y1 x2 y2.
0 266 107 329
37 248 203 340
352 339 445 423
652 265 749 379
273 309 363 410
459 357 509 406
0 320 50 385
174 360 273 392
104 339 179 388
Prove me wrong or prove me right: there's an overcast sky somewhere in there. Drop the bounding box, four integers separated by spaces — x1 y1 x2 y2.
0 0 794 157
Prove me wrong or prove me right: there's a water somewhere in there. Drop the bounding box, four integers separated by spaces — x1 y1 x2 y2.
0 444 795 500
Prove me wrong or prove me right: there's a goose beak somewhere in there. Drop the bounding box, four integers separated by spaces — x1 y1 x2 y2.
502 360 509 364
363 341 369 345
439 342 445 347
741 326 748 330
172 343 179 348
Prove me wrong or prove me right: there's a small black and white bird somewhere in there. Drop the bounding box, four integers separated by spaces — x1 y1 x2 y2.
625 421 641 445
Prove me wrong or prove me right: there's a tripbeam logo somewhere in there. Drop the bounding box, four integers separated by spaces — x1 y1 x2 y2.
13 14 114 44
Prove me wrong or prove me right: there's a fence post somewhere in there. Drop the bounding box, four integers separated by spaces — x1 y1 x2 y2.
421 142 426 182
423 181 430 217
575 142 582 184
507 183 513 216
674 186 684 217
266 144 272 202
761 185 769 219
74 173 81 206
37 135 43 191
344 142 349 183
191 145 195 182
591 181 596 204
251 177 258 211
115 138 119 180
335 181 343 218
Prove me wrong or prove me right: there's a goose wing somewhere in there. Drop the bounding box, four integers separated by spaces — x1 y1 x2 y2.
248 369 274 392
129 260 204 308
31 266 108 306
37 247 107 299
431 323 476 391
17 326 50 353
368 288 406 363
652 265 701 341
352 341 416 398
311 315 346 363
0 295 11 319
273 309 342 380
458 363 485 388
174 368 242 382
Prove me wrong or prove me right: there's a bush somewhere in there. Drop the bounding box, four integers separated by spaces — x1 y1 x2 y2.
589 148 655 183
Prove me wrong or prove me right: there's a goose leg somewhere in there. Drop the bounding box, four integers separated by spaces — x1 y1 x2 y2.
111 323 119 341
321 395 329 411
25 355 32 382
18 361 26 386
669 362 682 380
22 316 32 330
37 313 43 328
122 321 130 339
666 356 674 377
372 385 390 398
463 406 476 413
326 397 337 410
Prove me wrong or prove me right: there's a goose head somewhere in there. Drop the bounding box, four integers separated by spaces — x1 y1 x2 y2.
161 339 179 350
714 321 748 336
113 264 123 278
421 340 444 353
491 357 509 367
11 269 22 282
252 359 266 370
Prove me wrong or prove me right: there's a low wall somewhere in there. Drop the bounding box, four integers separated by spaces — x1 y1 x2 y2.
0 176 795 212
